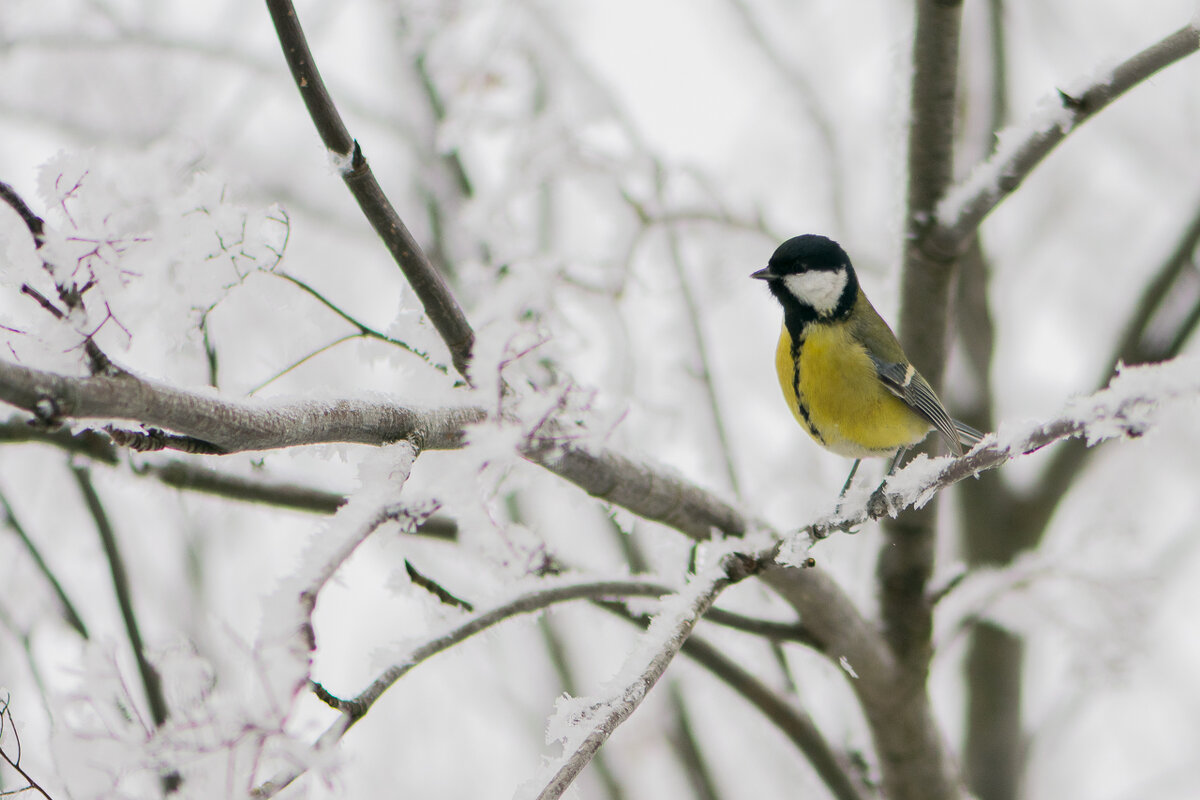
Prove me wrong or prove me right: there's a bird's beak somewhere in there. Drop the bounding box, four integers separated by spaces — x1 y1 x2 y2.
750 267 773 281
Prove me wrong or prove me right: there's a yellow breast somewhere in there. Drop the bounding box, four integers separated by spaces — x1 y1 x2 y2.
774 322 932 458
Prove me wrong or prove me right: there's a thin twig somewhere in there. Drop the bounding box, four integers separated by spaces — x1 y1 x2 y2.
720 0 846 229
0 181 46 243
0 489 89 639
270 271 447 372
245 332 365 396
660 192 743 498
0 695 54 800
263 0 475 380
71 466 169 727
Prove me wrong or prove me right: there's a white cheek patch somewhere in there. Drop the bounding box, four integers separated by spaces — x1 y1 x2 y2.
782 268 849 315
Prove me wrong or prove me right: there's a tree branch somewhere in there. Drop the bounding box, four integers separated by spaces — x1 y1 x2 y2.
933 22 1200 257
263 0 475 380
0 696 54 800
0 357 482 453
596 601 870 800
0 488 89 639
252 577 693 797
72 466 169 728
885 2 965 794
534 548 774 800
270 271 448 373
1010 199 1200 541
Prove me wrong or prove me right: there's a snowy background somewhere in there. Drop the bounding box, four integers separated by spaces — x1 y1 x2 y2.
1 1 1199 798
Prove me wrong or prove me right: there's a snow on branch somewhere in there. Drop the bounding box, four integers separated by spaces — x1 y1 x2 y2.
792 357 1200 545
4 353 1197 550
529 542 778 800
931 22 1200 258
250 443 423 789
252 574 712 797
0 356 483 453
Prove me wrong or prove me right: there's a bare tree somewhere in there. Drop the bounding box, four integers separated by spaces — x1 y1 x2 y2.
1 2 1198 799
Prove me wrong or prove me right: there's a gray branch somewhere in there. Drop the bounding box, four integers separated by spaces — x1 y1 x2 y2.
931 22 1200 259
0 357 482 453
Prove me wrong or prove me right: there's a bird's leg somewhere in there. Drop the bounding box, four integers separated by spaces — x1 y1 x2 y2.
839 459 862 498
833 459 863 523
886 447 909 476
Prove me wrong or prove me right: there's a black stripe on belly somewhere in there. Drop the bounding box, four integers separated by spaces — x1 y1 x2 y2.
790 331 825 446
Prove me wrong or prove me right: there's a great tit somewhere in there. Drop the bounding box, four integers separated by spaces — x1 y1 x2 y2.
752 234 980 489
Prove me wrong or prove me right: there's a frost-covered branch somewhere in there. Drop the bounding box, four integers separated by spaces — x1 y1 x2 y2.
0 352 746 538
933 22 1200 259
0 357 482 453
263 0 475 380
536 443 747 541
252 576 694 797
533 546 774 800
597 602 869 800
250 445 421 797
807 358 1200 540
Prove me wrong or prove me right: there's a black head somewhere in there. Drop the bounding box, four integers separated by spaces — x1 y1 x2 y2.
751 234 859 323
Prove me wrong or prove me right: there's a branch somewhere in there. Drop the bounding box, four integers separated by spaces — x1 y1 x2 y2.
659 180 743 497
254 443 422 793
0 415 459 532
0 489 89 639
0 180 46 244
0 357 482 453
0 417 119 463
0 696 53 800
5 352 1193 551
533 547 773 800
0 354 744 539
270 271 448 373
807 357 1200 539
933 22 1200 258
71 466 169 727
130 459 456 537
263 0 475 380
596 602 870 800
533 443 747 541
252 577 691 797
885 13 965 796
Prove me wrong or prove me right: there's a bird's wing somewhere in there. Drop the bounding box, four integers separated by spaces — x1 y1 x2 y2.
870 356 964 456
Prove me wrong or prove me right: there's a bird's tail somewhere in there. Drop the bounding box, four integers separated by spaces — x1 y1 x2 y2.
953 419 985 452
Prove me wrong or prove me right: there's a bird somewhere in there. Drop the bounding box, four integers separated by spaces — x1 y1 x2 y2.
751 234 981 494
